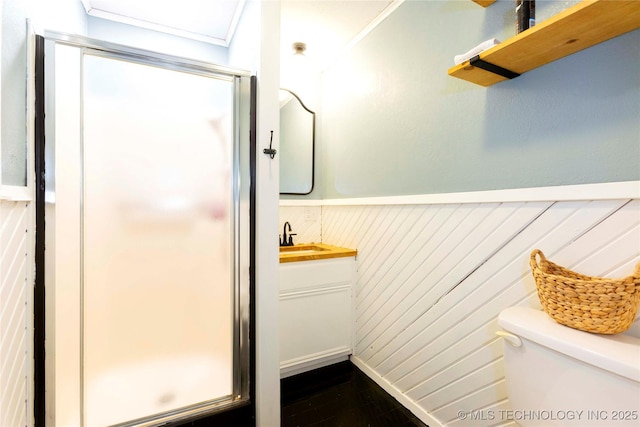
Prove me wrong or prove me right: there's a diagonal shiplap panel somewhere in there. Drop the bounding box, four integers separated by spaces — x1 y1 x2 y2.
317 197 640 427
0 201 30 427
380 200 628 387
355 205 420 302
400 200 638 405
358 202 548 364
356 204 456 328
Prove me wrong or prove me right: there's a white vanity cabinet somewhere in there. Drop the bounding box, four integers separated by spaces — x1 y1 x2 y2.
279 256 356 378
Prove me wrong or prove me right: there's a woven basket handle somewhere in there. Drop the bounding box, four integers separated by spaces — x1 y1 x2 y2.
530 249 546 271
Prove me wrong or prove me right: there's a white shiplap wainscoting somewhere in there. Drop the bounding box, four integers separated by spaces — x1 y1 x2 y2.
279 182 640 427
0 200 32 427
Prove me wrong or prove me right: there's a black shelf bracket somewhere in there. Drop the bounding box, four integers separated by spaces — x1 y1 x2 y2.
470 55 520 80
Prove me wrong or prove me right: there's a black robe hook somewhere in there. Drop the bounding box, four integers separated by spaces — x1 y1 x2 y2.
263 130 277 159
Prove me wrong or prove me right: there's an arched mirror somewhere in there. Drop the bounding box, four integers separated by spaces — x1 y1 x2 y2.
279 88 315 195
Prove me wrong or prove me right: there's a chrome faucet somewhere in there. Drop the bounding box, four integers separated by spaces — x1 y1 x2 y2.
280 221 296 247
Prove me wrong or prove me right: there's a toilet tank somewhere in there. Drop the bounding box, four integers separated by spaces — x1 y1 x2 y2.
498 306 640 427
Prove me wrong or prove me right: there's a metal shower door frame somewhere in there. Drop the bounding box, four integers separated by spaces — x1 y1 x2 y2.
39 31 252 427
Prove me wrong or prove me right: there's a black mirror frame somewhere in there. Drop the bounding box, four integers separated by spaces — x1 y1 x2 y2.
279 88 315 196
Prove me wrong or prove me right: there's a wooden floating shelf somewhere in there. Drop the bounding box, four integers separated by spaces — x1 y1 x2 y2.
449 0 640 87
472 0 496 7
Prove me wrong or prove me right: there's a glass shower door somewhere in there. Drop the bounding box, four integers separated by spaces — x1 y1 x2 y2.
82 54 238 425
43 37 250 427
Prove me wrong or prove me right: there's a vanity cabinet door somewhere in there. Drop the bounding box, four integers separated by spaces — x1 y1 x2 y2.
279 258 356 377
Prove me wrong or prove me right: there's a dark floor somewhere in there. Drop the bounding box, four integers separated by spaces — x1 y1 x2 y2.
281 361 428 427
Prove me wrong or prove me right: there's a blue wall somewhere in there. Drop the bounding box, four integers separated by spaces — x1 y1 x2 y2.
2 0 89 186
319 0 640 199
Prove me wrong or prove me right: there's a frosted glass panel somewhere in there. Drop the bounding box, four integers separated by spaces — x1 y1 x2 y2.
82 54 234 426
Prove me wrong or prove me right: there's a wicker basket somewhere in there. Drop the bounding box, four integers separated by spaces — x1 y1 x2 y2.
530 249 640 334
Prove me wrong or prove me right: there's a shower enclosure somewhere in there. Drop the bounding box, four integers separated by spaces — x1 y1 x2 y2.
37 33 252 426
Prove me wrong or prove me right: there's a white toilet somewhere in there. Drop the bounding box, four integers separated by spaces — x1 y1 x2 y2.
497 306 640 426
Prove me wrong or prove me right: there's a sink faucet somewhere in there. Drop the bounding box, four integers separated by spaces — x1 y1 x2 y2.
280 221 296 247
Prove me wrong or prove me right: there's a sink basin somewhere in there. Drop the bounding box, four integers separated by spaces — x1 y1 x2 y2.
279 244 329 254
279 243 357 263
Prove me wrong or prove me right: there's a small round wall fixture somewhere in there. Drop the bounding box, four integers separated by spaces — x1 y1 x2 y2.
292 42 306 55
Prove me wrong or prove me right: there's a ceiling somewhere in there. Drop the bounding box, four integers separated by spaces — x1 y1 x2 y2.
81 0 245 45
280 0 395 69
81 0 397 69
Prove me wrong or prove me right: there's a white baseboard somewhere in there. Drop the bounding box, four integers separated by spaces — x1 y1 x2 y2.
280 349 351 379
350 355 444 427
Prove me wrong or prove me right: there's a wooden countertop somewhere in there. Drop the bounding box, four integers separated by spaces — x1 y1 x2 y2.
279 243 357 263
